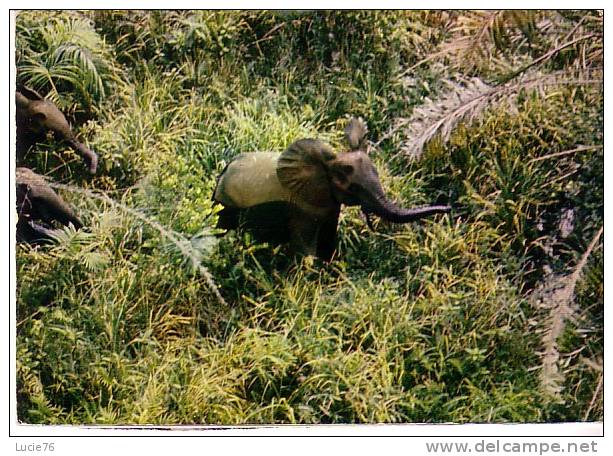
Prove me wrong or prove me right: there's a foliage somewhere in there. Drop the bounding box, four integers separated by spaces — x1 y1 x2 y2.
15 10 602 425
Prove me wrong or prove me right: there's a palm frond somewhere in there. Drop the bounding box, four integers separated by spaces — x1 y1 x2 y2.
47 224 96 250
439 10 539 73
53 44 106 98
16 12 123 111
397 76 492 159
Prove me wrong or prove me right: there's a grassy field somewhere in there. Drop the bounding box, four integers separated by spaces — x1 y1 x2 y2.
15 10 603 425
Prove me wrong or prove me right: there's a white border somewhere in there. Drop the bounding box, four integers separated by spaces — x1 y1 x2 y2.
3 3 609 453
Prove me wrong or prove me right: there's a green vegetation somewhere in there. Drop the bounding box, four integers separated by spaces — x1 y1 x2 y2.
15 10 603 424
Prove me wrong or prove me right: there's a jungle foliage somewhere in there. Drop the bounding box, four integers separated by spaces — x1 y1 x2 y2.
15 10 603 425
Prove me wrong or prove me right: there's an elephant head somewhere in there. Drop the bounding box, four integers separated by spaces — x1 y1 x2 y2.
16 167 83 244
277 138 451 227
16 88 98 174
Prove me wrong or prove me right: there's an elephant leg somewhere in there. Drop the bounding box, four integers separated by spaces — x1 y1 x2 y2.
316 209 339 261
216 207 239 231
289 210 321 257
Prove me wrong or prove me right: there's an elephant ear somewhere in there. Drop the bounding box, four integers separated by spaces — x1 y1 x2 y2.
277 139 336 206
15 92 31 109
344 117 368 151
31 112 47 123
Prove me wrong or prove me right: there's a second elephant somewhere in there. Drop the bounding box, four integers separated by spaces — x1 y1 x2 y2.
16 87 98 174
16 167 83 244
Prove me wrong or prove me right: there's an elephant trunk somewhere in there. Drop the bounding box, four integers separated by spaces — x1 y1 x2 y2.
66 138 98 174
362 189 451 224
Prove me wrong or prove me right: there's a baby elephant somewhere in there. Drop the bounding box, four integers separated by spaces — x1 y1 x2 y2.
213 118 451 260
16 87 98 174
16 167 83 244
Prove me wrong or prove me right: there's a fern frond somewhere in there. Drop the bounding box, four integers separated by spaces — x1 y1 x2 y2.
396 70 601 159
398 76 492 159
48 182 228 308
80 251 110 271
530 226 603 400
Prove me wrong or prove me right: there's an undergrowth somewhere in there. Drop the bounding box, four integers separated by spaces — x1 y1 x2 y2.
15 10 602 424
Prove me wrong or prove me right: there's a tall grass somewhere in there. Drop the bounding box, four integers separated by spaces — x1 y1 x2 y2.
15 10 602 424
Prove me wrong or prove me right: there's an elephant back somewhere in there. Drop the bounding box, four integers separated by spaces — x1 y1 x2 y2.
29 100 73 137
214 152 291 208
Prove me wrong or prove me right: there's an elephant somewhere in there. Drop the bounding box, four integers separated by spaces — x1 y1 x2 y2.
16 167 83 244
212 117 451 260
16 86 98 174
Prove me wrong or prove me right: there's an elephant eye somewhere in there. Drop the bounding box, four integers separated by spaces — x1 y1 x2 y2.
331 164 354 181
348 183 361 194
341 164 354 175
32 113 47 123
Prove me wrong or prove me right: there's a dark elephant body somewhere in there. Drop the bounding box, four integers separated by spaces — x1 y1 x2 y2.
213 119 451 260
214 150 340 258
16 167 82 243
16 88 98 174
